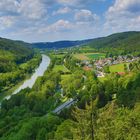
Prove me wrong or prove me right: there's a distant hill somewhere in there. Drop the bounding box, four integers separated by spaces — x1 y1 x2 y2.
0 37 34 72
87 31 140 52
32 31 140 53
32 39 92 49
0 38 33 61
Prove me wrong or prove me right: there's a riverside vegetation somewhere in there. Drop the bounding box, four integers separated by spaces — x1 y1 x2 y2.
0 38 41 100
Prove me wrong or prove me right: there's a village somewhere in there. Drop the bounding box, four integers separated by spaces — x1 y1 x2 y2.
80 55 140 77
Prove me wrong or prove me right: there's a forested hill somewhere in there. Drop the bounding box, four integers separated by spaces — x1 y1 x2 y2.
0 37 34 73
0 37 33 63
32 31 140 53
87 31 140 53
32 39 92 49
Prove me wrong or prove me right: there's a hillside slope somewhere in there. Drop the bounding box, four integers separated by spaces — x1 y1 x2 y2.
0 37 34 73
32 31 140 54
87 31 140 53
32 39 92 49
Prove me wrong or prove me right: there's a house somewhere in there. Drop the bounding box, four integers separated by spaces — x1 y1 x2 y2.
87 64 93 68
83 66 92 71
97 72 105 77
116 72 126 76
82 60 90 65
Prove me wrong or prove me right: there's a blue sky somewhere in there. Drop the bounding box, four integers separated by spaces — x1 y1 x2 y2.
0 0 140 42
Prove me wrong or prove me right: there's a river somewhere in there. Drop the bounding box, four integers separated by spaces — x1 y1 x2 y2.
4 54 50 100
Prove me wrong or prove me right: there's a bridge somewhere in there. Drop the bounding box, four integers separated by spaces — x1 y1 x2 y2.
52 98 76 114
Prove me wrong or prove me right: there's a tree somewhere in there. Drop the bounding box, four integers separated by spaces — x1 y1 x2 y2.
103 66 110 73
72 101 98 140
54 120 74 140
124 63 128 72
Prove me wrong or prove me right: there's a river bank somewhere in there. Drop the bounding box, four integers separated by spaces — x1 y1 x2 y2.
1 54 50 102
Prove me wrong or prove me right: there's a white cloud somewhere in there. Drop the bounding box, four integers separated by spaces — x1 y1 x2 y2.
108 0 140 13
57 0 80 6
57 0 104 7
75 9 99 22
104 0 140 33
19 0 47 20
52 7 71 15
0 0 19 16
0 16 16 30
39 19 73 33
0 0 48 32
0 0 47 20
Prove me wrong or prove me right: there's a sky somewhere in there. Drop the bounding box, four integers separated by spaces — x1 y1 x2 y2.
0 0 140 42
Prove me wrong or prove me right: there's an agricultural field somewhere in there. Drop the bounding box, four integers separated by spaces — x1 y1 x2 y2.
79 46 97 53
98 77 107 83
61 74 71 80
54 54 65 58
73 53 106 60
109 63 129 72
73 53 90 60
86 53 106 59
53 65 70 73
50 53 66 58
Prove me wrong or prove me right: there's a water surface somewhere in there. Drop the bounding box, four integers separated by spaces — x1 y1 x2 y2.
5 54 50 100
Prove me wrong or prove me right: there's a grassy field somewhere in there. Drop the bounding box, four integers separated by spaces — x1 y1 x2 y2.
98 77 107 82
79 46 97 53
86 53 106 59
50 54 65 58
53 65 70 73
61 74 71 80
109 63 129 72
54 54 65 58
74 53 106 60
73 53 90 60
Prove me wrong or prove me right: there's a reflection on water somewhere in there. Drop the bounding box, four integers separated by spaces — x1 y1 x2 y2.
5 54 50 100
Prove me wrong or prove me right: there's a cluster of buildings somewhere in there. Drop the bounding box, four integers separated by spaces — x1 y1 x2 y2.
80 55 139 77
94 55 139 69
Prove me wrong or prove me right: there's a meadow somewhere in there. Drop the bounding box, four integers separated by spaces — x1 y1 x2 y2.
109 63 129 72
74 53 106 60
61 74 71 80
50 53 66 59
86 53 106 59
53 65 70 73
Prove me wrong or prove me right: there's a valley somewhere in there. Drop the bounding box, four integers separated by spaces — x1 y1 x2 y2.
0 31 140 140
0 0 140 138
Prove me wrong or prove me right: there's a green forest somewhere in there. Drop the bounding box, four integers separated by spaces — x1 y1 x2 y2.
0 38 41 100
0 32 140 140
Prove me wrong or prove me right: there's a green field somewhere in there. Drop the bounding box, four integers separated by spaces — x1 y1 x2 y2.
53 65 70 73
74 53 106 60
61 74 71 80
54 54 65 58
50 53 66 59
109 63 129 72
98 77 107 82
73 53 89 60
74 53 105 60
86 53 106 59
79 46 97 53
